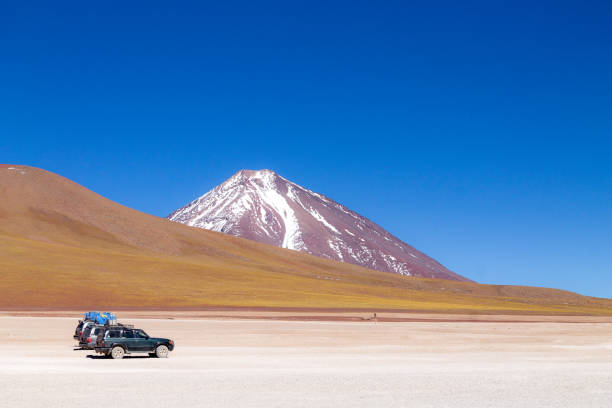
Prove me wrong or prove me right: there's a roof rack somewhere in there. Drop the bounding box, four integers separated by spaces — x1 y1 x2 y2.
103 322 134 328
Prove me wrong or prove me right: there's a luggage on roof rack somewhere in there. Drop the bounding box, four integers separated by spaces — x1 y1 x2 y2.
83 311 117 325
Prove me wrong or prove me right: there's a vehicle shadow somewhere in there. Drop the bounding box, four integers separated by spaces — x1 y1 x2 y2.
86 355 153 359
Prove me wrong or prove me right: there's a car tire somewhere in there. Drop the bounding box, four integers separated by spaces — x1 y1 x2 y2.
111 346 125 359
155 345 169 358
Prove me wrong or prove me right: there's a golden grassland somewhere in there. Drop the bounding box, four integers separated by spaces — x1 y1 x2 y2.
1 165 611 314
3 232 612 314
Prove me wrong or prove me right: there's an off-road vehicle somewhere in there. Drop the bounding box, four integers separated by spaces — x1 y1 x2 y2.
74 320 86 340
74 320 97 342
95 326 174 359
79 325 104 350
73 312 117 341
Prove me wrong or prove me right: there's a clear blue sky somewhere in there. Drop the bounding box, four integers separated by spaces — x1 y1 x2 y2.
2 1 611 296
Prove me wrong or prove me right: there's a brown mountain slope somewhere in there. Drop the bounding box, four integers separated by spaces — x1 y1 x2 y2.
1 164 611 314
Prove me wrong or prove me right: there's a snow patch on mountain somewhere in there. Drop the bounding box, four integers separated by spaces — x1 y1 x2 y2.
310 209 340 234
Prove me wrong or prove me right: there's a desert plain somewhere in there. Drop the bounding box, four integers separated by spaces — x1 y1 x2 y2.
1 311 612 408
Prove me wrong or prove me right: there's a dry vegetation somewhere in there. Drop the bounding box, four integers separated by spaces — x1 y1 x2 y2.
1 164 611 314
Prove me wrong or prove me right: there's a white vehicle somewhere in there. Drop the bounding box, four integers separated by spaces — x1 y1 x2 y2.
74 320 97 344
79 325 104 349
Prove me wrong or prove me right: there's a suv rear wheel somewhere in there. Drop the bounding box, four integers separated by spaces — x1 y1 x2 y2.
110 346 125 359
155 345 169 358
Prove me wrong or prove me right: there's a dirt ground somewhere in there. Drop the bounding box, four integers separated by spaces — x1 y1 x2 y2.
1 313 612 407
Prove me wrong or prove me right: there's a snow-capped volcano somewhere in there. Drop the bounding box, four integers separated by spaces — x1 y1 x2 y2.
168 169 469 281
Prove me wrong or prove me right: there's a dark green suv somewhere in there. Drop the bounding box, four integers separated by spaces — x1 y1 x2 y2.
95 326 174 359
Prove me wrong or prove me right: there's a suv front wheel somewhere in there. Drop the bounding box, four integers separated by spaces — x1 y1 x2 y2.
155 345 169 358
110 346 125 359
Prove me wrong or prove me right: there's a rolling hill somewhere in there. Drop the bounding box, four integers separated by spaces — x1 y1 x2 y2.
1 164 611 315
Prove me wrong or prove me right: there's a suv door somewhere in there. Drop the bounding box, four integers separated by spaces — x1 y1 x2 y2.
104 329 122 348
134 329 154 352
121 329 138 352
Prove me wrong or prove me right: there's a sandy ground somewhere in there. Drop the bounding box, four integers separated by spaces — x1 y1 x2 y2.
1 314 612 407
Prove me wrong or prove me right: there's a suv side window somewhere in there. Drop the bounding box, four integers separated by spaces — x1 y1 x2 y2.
107 330 120 338
135 330 148 339
123 330 134 338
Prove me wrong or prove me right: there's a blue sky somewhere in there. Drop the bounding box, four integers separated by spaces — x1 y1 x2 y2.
2 1 611 296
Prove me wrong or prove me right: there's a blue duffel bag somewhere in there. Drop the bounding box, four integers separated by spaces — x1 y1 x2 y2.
83 311 117 325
